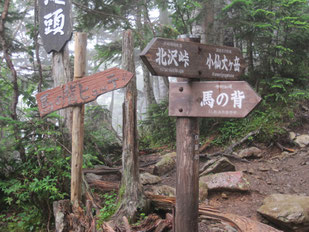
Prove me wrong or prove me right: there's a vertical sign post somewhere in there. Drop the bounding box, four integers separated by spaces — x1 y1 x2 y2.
141 36 260 232
175 35 200 232
71 32 87 206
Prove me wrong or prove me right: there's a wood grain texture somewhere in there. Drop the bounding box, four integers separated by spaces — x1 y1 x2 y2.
36 67 133 117
169 81 261 118
71 32 87 207
140 37 246 80
175 118 200 232
175 35 201 232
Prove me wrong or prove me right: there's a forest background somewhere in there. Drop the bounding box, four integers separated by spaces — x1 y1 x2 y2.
0 0 309 231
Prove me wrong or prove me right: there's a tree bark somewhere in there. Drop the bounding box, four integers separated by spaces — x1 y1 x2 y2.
0 0 19 121
0 0 26 161
114 29 146 223
52 45 73 134
142 62 156 107
34 0 43 93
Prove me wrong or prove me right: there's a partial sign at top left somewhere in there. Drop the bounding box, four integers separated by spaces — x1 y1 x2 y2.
39 0 72 53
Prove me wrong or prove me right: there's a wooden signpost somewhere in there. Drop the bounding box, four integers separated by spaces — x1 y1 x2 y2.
141 36 261 232
140 37 246 80
36 33 133 207
38 0 73 53
36 67 134 117
169 81 261 118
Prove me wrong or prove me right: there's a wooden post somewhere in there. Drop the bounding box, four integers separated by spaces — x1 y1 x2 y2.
71 32 87 206
175 35 201 232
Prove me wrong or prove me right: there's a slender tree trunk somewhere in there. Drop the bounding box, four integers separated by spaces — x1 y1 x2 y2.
52 45 73 134
114 29 146 223
0 0 18 121
157 5 169 101
142 63 156 107
34 0 43 93
0 0 25 161
136 0 156 109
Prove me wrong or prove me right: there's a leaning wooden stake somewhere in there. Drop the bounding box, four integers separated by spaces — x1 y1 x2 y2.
71 32 87 206
175 35 201 232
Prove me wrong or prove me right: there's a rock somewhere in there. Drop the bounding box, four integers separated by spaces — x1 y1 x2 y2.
200 157 236 176
221 193 228 199
140 172 161 185
238 147 262 159
289 132 296 141
199 181 208 202
152 185 176 197
85 173 102 183
294 134 309 148
200 171 250 192
258 194 309 231
153 152 176 176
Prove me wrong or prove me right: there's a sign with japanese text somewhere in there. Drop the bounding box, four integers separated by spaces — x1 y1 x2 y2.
140 38 246 80
169 81 261 118
36 67 133 117
38 0 73 53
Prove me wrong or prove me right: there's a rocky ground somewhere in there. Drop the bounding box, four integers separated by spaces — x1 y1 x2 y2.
85 131 309 232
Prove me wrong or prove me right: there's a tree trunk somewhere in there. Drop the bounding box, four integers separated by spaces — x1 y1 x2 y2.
114 30 146 223
142 63 156 108
157 5 170 101
0 0 25 161
52 44 73 134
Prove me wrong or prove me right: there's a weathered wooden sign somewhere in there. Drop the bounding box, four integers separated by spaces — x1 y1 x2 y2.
36 67 133 117
169 81 261 118
140 38 246 80
38 0 73 53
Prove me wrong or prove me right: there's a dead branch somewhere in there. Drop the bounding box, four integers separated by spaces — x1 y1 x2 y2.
201 130 260 162
89 180 119 192
82 173 102 209
83 166 121 175
275 142 295 153
199 135 216 153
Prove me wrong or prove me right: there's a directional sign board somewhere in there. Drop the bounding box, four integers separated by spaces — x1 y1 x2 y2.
38 0 73 53
36 67 133 117
140 38 246 80
169 81 261 118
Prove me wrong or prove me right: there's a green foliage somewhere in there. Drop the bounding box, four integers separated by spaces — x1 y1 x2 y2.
139 100 176 148
0 89 71 230
167 0 203 34
84 105 122 165
97 192 117 227
222 0 309 93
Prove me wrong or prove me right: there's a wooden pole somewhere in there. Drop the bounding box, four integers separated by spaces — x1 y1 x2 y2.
175 35 201 232
71 32 87 206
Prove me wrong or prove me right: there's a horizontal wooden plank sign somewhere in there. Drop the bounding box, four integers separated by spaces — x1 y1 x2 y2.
169 81 261 118
36 67 133 117
140 37 246 80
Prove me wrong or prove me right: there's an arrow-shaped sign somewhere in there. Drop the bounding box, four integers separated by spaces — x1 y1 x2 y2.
36 67 133 117
169 81 261 118
140 38 246 80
